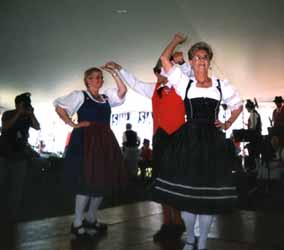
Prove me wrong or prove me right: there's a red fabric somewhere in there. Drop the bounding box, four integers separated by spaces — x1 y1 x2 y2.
273 105 284 127
65 132 71 147
152 83 186 134
140 147 152 161
162 204 183 225
83 123 127 192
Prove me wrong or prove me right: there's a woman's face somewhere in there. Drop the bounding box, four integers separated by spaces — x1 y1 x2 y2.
189 49 210 73
85 71 104 90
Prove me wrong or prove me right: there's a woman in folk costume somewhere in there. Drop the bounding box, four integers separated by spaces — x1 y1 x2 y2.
104 56 192 241
54 66 127 239
152 33 243 250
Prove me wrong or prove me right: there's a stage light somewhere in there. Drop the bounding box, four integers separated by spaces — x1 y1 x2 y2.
114 9 128 14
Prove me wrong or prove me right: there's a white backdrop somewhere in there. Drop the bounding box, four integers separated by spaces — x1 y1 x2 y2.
21 101 275 155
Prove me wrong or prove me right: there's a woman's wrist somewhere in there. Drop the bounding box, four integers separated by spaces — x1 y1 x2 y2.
224 120 232 129
66 119 76 128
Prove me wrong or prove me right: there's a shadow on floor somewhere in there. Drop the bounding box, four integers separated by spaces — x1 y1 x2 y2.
2 161 284 223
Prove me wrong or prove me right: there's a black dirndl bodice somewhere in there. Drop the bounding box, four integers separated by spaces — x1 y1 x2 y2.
152 81 238 214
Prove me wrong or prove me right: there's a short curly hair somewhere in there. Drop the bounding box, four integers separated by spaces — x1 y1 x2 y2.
83 67 102 87
187 42 213 61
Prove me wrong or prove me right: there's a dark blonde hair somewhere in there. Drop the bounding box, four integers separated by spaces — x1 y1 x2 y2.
188 42 213 61
83 67 102 87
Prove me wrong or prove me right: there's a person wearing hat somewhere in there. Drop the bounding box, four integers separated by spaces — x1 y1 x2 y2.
272 96 284 128
0 92 40 221
271 96 284 151
138 138 152 182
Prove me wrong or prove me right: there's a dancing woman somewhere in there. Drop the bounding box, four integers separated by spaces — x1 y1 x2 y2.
54 66 127 239
152 33 243 250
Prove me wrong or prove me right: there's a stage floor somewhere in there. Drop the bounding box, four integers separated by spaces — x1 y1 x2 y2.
1 201 283 250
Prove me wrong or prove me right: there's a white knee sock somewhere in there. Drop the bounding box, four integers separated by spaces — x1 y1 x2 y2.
198 214 214 250
181 211 197 250
85 196 103 223
74 194 89 227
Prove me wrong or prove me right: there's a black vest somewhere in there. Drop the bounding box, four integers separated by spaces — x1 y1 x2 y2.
124 130 138 147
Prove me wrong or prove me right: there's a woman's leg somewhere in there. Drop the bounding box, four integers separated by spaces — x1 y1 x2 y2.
198 214 214 250
181 211 197 250
85 196 103 223
73 194 89 227
70 194 90 237
84 196 107 233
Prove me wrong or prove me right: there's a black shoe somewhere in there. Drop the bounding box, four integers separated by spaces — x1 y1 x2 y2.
170 224 186 239
184 242 197 250
83 220 108 234
176 223 186 233
70 224 91 240
153 224 172 242
184 237 198 250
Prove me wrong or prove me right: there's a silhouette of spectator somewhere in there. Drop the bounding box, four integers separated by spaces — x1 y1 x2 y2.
122 123 140 179
245 99 262 134
0 92 40 221
245 99 262 170
272 96 284 128
138 138 152 182
38 140 46 153
272 96 284 145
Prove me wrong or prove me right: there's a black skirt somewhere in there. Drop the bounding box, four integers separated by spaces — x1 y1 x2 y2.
152 122 238 214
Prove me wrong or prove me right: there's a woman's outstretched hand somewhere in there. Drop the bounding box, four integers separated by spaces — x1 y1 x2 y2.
215 119 231 130
104 61 122 71
173 32 187 45
101 64 119 77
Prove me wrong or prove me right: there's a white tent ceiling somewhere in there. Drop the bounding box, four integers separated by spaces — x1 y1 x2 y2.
0 0 283 111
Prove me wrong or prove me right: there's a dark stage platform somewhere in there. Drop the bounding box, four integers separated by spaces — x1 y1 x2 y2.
1 201 283 250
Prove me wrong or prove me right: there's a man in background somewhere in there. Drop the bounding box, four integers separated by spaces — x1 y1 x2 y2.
272 96 284 128
0 92 40 221
122 123 140 180
270 96 284 160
